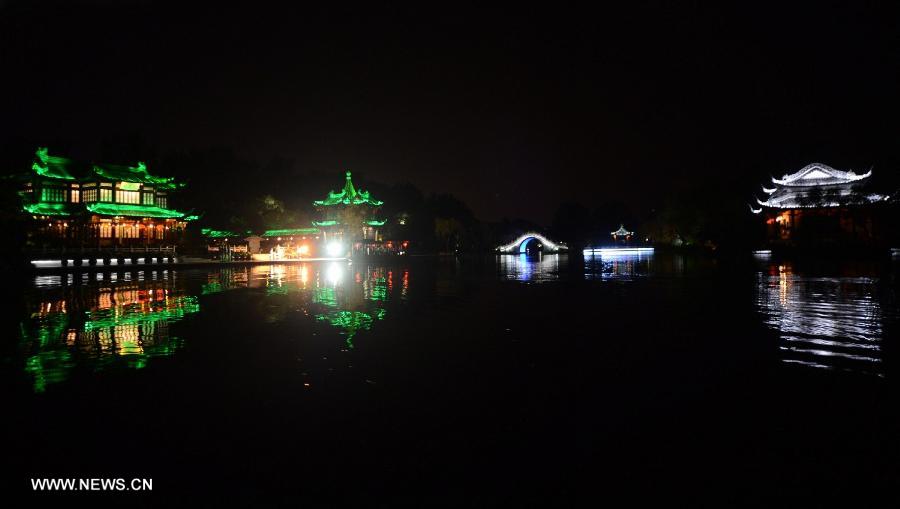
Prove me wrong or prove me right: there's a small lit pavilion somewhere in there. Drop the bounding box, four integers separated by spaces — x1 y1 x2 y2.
611 225 633 241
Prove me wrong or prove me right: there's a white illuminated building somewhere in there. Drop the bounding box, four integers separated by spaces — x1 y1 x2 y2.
749 162 898 245
751 163 883 214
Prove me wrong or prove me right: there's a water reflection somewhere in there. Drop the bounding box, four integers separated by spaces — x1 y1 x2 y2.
15 263 409 392
497 253 563 282
202 267 250 295
19 270 196 392
584 250 654 280
755 262 886 376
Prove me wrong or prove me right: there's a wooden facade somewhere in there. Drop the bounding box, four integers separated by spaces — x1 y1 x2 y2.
19 148 193 251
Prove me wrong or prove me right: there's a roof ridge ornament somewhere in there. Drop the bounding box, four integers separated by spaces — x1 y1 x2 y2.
313 170 383 207
611 224 634 237
771 162 871 186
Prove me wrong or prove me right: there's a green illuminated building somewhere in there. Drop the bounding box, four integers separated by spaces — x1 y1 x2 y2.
313 171 385 251
17 148 192 248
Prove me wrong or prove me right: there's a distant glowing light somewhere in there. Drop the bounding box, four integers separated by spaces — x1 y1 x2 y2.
326 241 344 257
583 247 655 256
298 244 310 256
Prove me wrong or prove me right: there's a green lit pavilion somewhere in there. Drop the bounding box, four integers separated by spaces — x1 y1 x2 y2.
312 171 385 248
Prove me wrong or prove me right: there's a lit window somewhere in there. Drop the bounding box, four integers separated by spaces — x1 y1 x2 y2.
40 187 65 202
100 188 113 202
116 223 140 238
118 190 140 204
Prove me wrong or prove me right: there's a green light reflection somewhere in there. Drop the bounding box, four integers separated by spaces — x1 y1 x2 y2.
16 263 403 392
18 286 199 393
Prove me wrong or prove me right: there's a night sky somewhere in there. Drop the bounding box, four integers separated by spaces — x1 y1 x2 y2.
3 1 900 223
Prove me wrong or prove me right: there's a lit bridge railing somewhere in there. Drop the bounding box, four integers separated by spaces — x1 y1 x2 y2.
496 233 567 254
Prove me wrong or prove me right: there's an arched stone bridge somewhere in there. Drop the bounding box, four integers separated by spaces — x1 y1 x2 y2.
496 233 568 254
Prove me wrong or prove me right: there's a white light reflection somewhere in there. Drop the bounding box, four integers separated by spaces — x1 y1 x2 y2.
756 263 886 376
326 262 345 285
584 250 654 280
497 253 561 282
33 275 62 288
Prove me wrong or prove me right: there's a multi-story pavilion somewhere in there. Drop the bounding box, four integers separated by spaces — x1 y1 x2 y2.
17 148 193 249
751 163 894 245
312 171 385 255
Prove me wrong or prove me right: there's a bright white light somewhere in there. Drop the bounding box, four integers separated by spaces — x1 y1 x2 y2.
583 247 655 256
31 260 62 268
326 262 344 284
326 241 344 257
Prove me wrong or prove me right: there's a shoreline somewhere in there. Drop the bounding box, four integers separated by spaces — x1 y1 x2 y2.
25 256 350 273
15 244 900 274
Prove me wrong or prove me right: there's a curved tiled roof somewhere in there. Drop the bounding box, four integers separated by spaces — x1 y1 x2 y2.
771 163 871 187
313 171 383 207
753 163 883 211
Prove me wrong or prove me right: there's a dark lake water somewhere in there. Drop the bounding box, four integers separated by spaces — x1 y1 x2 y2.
4 252 900 504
